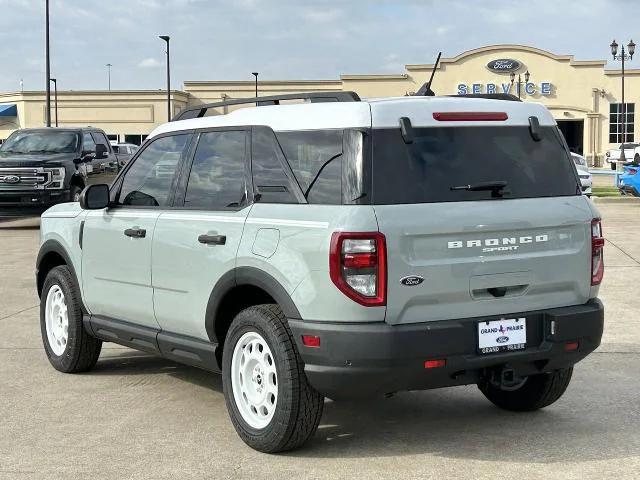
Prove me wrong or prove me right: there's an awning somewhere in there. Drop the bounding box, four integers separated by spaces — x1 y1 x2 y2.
0 104 17 117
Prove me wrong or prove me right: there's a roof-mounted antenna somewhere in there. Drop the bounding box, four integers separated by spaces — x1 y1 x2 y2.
415 52 441 96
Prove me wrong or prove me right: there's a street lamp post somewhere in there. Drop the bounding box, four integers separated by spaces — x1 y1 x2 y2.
610 39 635 166
159 35 171 121
45 0 51 127
510 70 531 100
49 78 58 127
106 63 112 90
252 72 259 105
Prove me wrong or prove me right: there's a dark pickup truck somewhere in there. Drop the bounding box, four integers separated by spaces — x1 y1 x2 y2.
0 127 116 217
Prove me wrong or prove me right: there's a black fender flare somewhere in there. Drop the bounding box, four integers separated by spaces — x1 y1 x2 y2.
205 267 302 343
36 239 78 297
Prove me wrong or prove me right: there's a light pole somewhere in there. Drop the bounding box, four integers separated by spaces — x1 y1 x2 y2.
106 63 112 90
510 70 531 100
49 78 58 127
159 35 171 121
45 0 51 127
252 72 259 105
610 39 635 165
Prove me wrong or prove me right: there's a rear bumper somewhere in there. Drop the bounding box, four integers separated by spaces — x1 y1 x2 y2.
289 299 604 399
0 189 71 217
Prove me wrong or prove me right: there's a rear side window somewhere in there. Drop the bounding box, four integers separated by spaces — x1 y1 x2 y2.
276 130 342 204
184 130 247 210
371 126 580 204
251 127 298 204
91 132 110 148
82 132 96 153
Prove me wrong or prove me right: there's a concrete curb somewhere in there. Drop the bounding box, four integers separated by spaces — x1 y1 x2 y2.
592 196 640 204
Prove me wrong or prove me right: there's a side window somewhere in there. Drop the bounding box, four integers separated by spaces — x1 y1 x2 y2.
252 127 298 203
91 132 110 149
184 130 247 210
275 130 343 204
82 132 96 153
117 134 190 207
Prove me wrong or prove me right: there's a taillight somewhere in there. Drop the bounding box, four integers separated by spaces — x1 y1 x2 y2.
329 232 386 306
629 168 638 175
591 219 605 286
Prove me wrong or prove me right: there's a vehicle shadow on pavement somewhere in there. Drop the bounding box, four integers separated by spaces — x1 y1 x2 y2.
92 350 223 391
89 351 638 463
291 389 637 462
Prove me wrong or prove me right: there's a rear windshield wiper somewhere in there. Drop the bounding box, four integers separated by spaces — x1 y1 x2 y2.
450 181 509 198
303 153 342 199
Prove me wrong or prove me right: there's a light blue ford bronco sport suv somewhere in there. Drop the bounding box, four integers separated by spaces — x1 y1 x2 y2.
36 92 604 452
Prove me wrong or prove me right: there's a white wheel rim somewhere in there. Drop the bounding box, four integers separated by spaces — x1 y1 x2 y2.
230 331 278 429
45 285 69 356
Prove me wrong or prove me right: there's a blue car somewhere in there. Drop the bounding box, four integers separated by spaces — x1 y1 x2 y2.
619 165 640 197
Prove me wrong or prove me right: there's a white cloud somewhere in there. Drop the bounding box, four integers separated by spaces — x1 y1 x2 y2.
0 0 636 91
138 58 163 69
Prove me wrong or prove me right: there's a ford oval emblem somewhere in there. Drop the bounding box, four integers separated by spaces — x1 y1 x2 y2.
3 175 20 184
486 58 521 73
400 275 424 286
496 336 509 344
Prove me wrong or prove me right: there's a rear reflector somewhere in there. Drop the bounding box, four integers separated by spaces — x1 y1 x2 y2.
302 335 320 348
433 112 509 122
564 341 579 352
424 359 446 369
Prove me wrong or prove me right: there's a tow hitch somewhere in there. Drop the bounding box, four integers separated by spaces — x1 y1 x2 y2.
487 365 527 391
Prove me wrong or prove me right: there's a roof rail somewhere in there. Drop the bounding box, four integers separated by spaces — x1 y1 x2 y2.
451 93 522 102
172 91 361 121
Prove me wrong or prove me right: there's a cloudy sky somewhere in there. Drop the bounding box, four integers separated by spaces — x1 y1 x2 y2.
0 0 638 92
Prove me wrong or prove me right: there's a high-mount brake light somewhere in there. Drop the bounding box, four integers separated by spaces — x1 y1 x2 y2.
329 232 387 306
591 219 605 286
432 112 509 122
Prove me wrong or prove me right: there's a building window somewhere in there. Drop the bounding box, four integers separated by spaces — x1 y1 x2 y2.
107 134 119 142
609 103 635 143
124 134 148 146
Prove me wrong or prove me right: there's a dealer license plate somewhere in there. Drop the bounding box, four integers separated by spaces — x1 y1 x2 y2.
478 318 526 354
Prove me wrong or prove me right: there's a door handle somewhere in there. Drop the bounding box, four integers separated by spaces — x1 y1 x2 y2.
198 234 226 245
124 228 146 238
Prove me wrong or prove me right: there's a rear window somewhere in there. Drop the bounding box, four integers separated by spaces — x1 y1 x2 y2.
275 130 342 204
371 126 580 204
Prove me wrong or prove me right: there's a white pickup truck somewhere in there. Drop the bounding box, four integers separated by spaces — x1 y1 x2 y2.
605 142 640 169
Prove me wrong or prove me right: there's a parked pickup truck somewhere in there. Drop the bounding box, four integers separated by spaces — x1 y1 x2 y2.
0 127 116 217
605 142 640 170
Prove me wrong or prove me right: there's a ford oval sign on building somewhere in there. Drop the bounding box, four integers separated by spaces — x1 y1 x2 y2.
486 59 521 73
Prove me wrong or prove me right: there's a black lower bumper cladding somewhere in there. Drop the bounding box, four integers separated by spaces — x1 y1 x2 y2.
289 300 604 399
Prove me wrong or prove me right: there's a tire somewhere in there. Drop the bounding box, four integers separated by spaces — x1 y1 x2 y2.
40 265 102 373
222 304 324 453
479 367 573 412
634 154 640 166
69 185 82 202
610 162 616 170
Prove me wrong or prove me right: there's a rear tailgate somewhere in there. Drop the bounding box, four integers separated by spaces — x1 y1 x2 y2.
368 107 594 326
376 196 593 325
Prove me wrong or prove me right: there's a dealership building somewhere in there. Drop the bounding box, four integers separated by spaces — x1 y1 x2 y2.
1 44 639 165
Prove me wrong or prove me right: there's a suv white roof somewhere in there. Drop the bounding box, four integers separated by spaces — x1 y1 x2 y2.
150 96 557 139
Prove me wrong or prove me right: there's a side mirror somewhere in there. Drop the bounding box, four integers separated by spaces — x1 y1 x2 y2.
79 184 110 210
95 143 108 159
